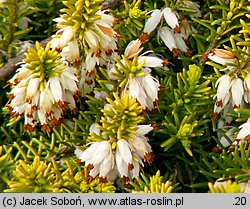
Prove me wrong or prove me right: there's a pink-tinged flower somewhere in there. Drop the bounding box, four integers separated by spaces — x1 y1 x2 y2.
115 139 134 177
128 125 153 160
182 2 201 18
213 74 231 113
75 141 115 181
138 56 164 68
143 9 162 34
174 33 188 53
208 49 237 65
237 120 250 142
158 27 179 56
125 38 143 59
124 63 161 110
162 7 179 32
243 74 250 103
219 128 237 148
126 77 147 109
231 77 244 108
51 26 74 49
61 40 80 63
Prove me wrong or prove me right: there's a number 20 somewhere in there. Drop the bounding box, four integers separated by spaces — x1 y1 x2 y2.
235 197 246 205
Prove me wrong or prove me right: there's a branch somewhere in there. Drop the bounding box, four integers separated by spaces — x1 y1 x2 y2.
0 41 34 83
101 0 123 10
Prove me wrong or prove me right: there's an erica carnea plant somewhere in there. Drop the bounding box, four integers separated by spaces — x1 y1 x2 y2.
0 0 249 193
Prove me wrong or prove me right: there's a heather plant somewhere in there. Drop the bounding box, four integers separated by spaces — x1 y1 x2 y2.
0 0 249 193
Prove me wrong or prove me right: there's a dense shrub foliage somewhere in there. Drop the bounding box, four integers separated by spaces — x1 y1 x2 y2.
0 0 249 193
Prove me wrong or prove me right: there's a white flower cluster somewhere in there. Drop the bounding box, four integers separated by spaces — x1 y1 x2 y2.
7 42 79 132
209 49 241 119
75 123 153 181
143 5 199 56
51 2 120 95
210 49 250 144
109 38 165 110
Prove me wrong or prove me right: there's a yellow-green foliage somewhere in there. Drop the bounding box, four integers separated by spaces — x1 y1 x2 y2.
4 156 116 193
129 171 177 193
208 180 245 193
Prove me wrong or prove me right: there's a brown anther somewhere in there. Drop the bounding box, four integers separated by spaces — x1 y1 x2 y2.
153 99 159 107
173 25 181 33
152 124 158 130
121 176 129 182
55 47 62 53
162 59 173 66
212 146 222 153
114 47 119 53
13 78 19 84
105 49 113 56
227 145 235 152
26 112 33 118
139 33 148 43
8 94 14 100
125 183 132 189
96 49 102 57
144 152 155 164
152 107 159 113
87 175 94 183
51 117 61 126
172 48 180 57
31 105 38 111
23 124 34 132
232 133 237 139
86 79 94 85
159 85 165 93
181 18 189 29
74 59 81 67
216 100 223 107
128 163 134 171
142 108 149 114
211 111 218 121
233 104 240 109
42 124 51 132
26 97 32 104
185 50 192 57
74 90 81 100
75 158 82 164
114 33 122 40
57 100 68 110
67 153 74 157
71 108 78 115
202 53 209 61
6 105 13 111
99 177 107 183
10 111 17 117
87 164 94 171
53 24 59 31
86 70 95 77
245 134 250 142
114 18 121 24
103 10 110 15
45 111 53 118
234 139 240 144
